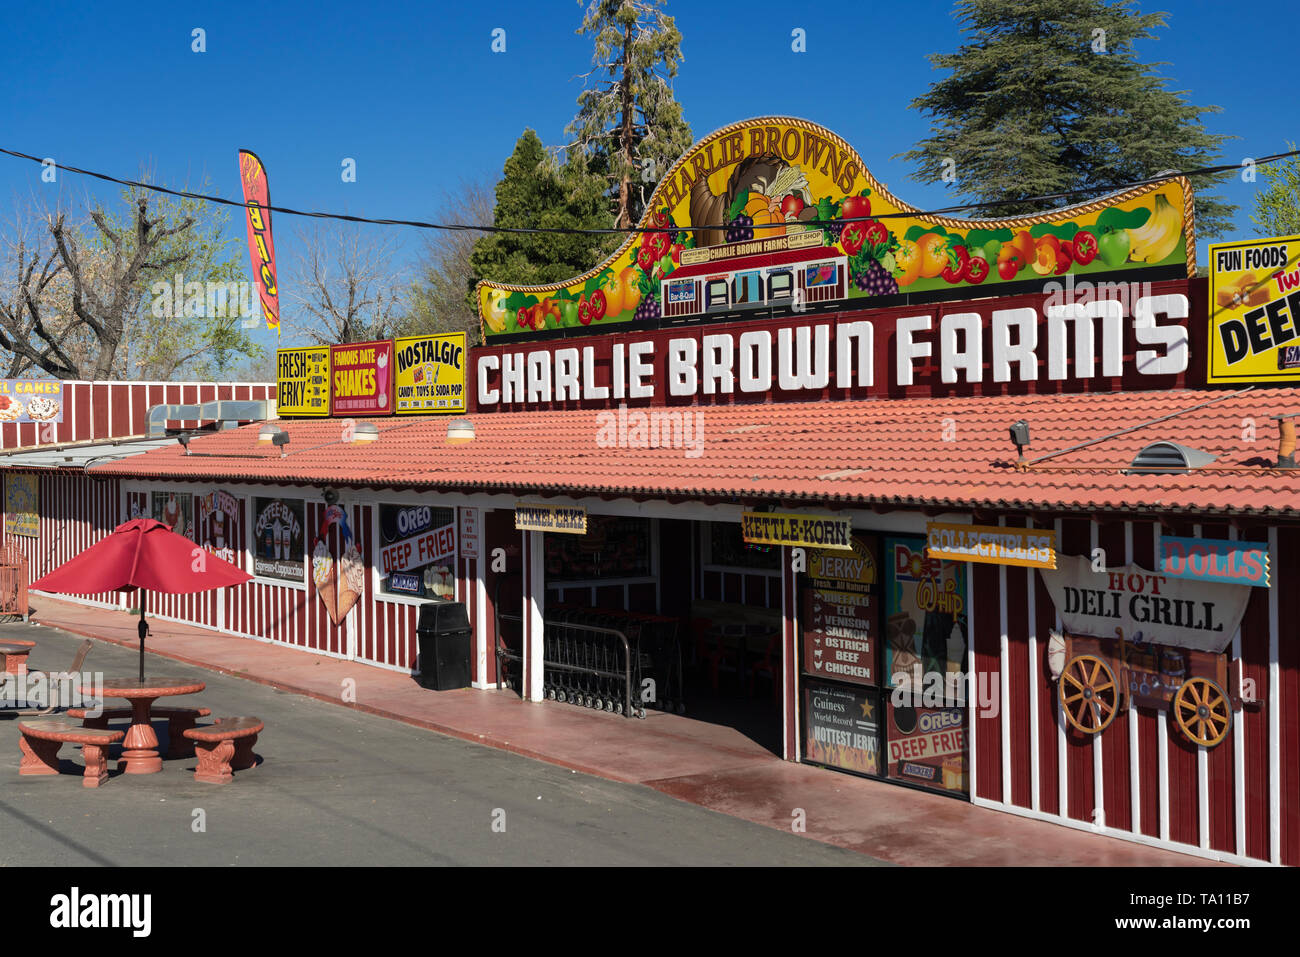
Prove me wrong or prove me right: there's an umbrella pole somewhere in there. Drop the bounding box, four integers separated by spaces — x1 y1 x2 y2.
138 589 147 683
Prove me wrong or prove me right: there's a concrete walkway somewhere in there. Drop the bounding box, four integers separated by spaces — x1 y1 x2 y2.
20 594 1211 866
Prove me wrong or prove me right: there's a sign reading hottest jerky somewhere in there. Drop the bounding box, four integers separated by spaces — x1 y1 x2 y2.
394 333 467 414
801 534 878 687
1208 234 1300 383
276 346 330 416
802 681 879 777
330 340 394 416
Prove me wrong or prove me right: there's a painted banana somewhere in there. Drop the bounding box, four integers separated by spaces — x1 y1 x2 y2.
1127 192 1184 264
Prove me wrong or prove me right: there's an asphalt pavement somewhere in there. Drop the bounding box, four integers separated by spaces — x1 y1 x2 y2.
0 624 879 866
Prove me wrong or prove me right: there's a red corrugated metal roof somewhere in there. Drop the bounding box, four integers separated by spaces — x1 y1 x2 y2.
85 388 1300 518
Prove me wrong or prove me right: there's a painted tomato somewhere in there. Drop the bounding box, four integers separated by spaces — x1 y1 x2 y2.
997 258 1019 281
516 305 533 330
646 231 670 259
589 288 608 321
781 194 804 218
577 296 593 326
894 239 923 286
1073 230 1099 265
841 222 868 257
917 233 949 279
652 208 671 229
964 254 990 284
862 220 889 247
1054 240 1074 275
637 245 656 272
940 245 970 283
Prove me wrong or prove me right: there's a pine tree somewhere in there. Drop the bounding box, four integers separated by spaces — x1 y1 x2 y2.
1251 145 1300 238
567 0 693 230
469 129 614 290
899 0 1236 238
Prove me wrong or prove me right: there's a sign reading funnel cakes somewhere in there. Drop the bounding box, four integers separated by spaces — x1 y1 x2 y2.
0 380 64 422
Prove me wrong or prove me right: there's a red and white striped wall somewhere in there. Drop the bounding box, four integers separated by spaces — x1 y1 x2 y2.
966 514 1297 867
0 381 275 451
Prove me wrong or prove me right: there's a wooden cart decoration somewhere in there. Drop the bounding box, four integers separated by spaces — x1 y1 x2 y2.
1055 628 1238 748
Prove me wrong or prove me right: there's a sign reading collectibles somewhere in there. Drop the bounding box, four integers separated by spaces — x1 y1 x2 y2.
742 511 851 550
1039 555 1252 654
394 333 467 414
276 346 331 417
1207 233 1300 382
926 522 1057 569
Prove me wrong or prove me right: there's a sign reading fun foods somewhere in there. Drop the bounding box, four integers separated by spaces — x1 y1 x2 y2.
477 117 1195 340
1207 233 1300 383
0 380 63 423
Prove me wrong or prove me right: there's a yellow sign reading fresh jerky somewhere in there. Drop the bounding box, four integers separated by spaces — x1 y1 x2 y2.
478 116 1195 339
1207 234 1300 383
276 346 331 417
394 333 467 414
741 511 852 551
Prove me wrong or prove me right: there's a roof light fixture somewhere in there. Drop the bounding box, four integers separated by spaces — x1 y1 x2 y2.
446 419 475 445
272 430 290 458
258 424 285 443
353 422 380 442
1009 420 1030 470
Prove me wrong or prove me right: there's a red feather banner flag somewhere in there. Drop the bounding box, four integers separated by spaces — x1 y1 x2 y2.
238 149 280 335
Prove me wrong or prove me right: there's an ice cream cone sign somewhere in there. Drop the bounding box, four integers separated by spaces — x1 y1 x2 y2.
312 505 364 624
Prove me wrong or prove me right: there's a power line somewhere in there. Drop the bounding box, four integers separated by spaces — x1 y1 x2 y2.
1 144 1295 237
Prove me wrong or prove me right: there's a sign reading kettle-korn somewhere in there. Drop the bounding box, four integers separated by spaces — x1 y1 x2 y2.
478 117 1195 339
394 333 467 414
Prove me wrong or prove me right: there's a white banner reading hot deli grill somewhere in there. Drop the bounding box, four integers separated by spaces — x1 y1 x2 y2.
1038 555 1252 654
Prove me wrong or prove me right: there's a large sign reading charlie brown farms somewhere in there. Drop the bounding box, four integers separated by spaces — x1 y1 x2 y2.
1207 233 1300 382
478 116 1195 340
1039 555 1252 654
394 333 467 414
276 346 330 417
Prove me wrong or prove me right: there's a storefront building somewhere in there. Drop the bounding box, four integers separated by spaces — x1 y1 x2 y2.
7 120 1300 866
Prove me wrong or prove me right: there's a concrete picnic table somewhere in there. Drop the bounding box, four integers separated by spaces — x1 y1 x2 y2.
80 675 206 774
0 640 35 674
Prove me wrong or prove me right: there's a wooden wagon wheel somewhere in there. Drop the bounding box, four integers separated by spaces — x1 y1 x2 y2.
1173 677 1231 748
1059 654 1118 735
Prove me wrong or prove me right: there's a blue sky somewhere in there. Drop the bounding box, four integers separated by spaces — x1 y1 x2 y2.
0 0 1292 355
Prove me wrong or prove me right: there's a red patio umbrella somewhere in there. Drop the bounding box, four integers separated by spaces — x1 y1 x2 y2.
31 518 252 681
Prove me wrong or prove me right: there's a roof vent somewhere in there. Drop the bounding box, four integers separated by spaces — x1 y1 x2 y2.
1127 441 1216 474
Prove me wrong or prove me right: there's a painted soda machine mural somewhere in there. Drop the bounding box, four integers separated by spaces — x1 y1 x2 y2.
478 117 1195 339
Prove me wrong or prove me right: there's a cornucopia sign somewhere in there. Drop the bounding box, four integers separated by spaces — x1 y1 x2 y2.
477 116 1196 340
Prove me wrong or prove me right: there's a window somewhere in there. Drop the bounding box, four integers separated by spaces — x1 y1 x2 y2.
706 522 780 570
152 491 194 541
805 262 838 288
377 503 456 599
545 515 652 582
732 271 761 305
252 497 306 582
705 279 729 309
767 270 793 300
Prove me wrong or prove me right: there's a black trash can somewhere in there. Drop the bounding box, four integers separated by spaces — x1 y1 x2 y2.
416 601 471 691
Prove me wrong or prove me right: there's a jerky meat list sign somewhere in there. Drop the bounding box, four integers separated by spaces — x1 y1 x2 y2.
801 536 877 686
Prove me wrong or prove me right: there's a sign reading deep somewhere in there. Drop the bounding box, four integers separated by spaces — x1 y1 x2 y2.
276 347 331 416
1208 233 1300 383
394 333 467 414
741 511 851 550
